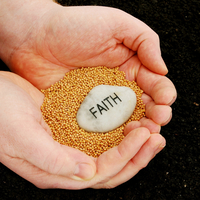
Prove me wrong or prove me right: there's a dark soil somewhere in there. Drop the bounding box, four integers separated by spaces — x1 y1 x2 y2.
0 0 200 199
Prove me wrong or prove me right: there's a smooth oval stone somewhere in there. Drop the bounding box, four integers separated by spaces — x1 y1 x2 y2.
76 85 137 132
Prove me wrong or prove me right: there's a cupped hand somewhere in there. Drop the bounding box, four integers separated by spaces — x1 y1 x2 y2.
7 4 176 129
9 5 168 90
0 72 166 189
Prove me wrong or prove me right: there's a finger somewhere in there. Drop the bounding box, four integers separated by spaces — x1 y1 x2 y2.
137 66 177 105
94 127 150 183
124 121 142 135
94 133 165 189
139 117 161 133
137 33 168 75
141 93 172 126
124 118 160 136
119 55 141 82
145 101 172 125
120 16 168 75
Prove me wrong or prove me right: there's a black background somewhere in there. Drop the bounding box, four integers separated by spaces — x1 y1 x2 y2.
0 0 200 199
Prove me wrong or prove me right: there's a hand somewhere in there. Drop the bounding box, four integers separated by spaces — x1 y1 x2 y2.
0 72 166 189
3 3 176 127
5 4 168 89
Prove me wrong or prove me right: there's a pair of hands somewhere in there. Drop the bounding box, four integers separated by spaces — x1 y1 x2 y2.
0 3 176 189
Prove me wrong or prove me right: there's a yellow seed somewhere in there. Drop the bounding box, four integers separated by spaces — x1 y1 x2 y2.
41 66 145 157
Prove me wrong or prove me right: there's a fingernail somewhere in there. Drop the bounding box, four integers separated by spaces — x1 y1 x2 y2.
161 111 172 126
168 95 177 106
73 163 95 181
154 141 166 155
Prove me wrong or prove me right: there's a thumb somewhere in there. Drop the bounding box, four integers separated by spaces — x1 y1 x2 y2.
12 119 96 181
33 135 96 181
120 15 168 75
137 33 168 75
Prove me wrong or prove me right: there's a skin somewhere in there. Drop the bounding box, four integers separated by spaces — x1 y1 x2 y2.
0 0 176 189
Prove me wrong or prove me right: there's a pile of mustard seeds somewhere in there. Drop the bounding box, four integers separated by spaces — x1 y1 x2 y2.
41 66 145 157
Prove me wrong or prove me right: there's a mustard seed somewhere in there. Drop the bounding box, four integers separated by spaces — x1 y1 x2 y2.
41 66 145 157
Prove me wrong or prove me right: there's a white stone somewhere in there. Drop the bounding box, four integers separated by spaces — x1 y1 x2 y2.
76 85 137 132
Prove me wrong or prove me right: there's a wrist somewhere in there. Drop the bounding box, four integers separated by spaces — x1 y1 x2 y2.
0 0 57 66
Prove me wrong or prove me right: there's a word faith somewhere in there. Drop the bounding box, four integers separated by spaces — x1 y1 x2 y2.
89 93 122 119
